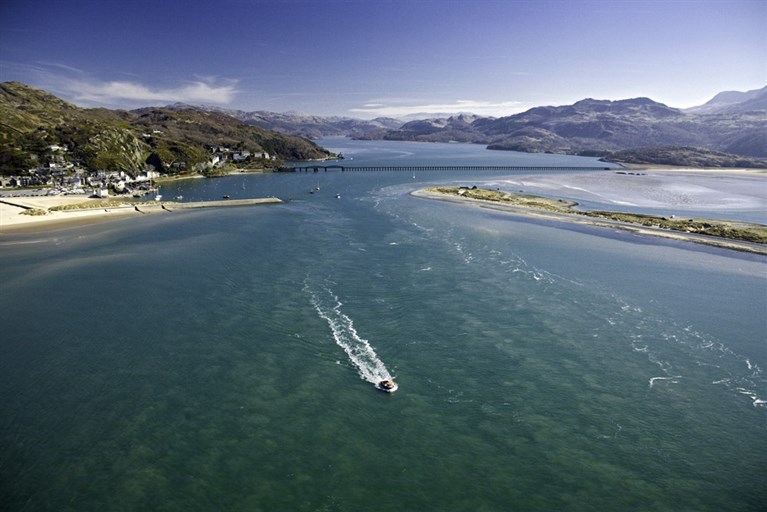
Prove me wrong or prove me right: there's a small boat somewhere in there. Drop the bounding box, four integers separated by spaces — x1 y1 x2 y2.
335 193 341 199
223 195 230 199
376 379 398 393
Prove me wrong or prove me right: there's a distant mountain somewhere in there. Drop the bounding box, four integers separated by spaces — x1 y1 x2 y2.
374 93 767 164
242 111 403 139
383 113 488 143
686 86 767 114
165 103 403 140
396 111 478 122
0 82 331 176
600 146 767 168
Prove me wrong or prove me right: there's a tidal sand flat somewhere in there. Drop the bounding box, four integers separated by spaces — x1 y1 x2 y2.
415 170 767 255
485 169 767 223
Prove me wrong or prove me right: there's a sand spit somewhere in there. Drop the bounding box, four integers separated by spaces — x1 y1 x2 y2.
412 188 767 256
0 196 282 234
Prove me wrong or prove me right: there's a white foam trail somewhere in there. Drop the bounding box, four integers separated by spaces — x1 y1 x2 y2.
307 283 394 385
648 376 681 388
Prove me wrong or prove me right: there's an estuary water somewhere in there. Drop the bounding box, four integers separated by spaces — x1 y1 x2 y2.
1 140 765 511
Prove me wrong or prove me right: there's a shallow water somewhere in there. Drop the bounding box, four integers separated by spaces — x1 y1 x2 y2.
1 140 765 511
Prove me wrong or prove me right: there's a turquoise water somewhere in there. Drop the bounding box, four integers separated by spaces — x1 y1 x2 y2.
1 141 765 511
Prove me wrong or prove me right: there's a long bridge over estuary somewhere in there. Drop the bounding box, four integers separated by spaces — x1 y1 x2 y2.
280 164 614 173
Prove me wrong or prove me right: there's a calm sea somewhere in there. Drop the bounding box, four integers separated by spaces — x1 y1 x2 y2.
1 140 765 511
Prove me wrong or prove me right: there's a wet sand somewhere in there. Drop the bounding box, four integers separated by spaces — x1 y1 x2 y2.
482 168 766 223
0 196 282 234
412 169 767 256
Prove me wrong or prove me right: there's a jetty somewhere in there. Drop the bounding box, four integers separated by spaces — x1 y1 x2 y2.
145 197 282 211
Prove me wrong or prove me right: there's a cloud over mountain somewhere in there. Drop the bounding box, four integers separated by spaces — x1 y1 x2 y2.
68 80 238 106
350 99 528 118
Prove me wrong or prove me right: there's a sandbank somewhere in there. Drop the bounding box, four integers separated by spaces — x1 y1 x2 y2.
0 195 281 234
412 186 767 256
481 168 766 223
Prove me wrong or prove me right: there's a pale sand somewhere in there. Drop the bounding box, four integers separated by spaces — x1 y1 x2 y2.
0 196 146 233
411 188 767 256
483 169 767 219
0 195 282 234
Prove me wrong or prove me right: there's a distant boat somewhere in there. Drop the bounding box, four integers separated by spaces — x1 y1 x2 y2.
335 193 341 199
223 195 230 199
154 187 162 201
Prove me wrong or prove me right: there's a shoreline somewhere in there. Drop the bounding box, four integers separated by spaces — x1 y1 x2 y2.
411 188 767 256
617 163 767 174
0 196 282 234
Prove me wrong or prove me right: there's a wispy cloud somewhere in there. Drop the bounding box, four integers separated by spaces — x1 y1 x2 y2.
3 61 238 107
69 80 237 105
350 99 528 118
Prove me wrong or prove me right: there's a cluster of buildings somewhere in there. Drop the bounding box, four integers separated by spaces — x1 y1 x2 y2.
0 168 162 198
0 144 278 196
208 147 276 167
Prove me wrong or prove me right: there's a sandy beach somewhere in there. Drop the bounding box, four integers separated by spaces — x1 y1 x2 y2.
0 195 282 234
0 196 148 233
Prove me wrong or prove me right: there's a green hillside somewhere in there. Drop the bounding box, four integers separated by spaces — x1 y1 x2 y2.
0 81 331 176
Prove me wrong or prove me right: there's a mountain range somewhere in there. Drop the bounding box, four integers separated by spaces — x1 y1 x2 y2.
377 90 767 166
165 104 403 140
2 82 766 175
182 86 767 167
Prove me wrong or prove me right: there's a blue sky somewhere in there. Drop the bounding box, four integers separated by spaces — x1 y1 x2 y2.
1 0 765 118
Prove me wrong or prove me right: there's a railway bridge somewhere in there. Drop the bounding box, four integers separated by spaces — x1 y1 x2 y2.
280 165 613 172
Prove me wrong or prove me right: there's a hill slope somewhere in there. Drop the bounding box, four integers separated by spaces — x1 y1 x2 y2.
0 82 331 176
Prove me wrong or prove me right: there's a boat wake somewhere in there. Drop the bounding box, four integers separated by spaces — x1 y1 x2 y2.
305 279 396 388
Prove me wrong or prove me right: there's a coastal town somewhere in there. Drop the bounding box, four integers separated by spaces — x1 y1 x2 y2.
0 142 277 198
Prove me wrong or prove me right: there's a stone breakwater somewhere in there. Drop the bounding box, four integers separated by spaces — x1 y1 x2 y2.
130 198 282 213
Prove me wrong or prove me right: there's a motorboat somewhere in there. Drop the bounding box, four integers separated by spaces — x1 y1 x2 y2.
376 379 398 393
